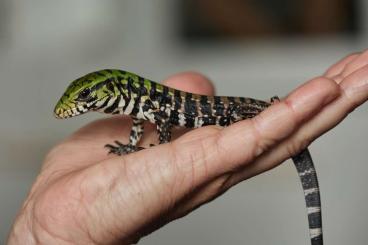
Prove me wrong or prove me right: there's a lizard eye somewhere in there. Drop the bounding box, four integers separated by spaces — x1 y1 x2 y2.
77 88 91 101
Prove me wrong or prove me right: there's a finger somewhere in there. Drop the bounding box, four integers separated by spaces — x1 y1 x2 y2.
225 64 368 187
336 50 368 83
67 74 340 243
206 76 340 172
324 52 360 79
132 64 357 219
170 76 343 216
162 71 215 95
96 74 339 214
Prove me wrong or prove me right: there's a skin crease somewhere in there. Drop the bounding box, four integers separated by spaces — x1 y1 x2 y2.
7 51 368 245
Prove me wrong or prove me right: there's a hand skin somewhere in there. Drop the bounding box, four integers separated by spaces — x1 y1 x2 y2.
7 51 368 245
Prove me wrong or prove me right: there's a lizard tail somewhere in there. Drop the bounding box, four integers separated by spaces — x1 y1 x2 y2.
292 149 323 245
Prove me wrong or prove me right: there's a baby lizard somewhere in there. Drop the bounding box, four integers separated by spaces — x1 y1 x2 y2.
54 69 323 245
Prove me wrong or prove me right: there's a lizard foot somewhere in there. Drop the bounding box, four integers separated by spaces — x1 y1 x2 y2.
270 96 280 103
105 141 145 156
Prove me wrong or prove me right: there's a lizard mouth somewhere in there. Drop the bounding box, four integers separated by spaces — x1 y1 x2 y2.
54 95 110 119
54 105 89 119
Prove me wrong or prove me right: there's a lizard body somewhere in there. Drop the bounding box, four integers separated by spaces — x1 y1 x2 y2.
54 69 323 245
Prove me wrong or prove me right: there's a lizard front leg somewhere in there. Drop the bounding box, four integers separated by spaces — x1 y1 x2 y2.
105 118 145 155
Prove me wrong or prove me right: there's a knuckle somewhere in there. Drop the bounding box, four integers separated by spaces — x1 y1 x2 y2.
287 137 311 157
249 116 270 156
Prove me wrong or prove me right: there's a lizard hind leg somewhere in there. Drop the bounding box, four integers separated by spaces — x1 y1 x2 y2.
157 119 172 144
105 118 146 155
151 111 172 145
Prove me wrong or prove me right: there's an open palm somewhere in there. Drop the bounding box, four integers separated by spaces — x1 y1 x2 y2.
8 51 368 244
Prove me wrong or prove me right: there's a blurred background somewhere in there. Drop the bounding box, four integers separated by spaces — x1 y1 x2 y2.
1 0 367 244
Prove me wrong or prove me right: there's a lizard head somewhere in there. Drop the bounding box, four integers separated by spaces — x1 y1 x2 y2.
54 69 120 119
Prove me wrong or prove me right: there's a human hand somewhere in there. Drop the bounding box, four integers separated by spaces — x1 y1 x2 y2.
8 51 368 244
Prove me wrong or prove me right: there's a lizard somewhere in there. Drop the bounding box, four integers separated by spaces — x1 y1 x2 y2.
54 69 323 245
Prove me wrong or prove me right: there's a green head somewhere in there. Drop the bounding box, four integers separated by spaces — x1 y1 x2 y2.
54 69 121 118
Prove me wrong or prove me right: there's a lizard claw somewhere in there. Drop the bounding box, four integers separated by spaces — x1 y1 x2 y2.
270 96 280 103
105 141 145 155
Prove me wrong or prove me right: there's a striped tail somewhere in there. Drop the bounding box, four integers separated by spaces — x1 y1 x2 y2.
292 149 323 245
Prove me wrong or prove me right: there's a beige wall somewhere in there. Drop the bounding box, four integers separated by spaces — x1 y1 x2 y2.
1 1 367 244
